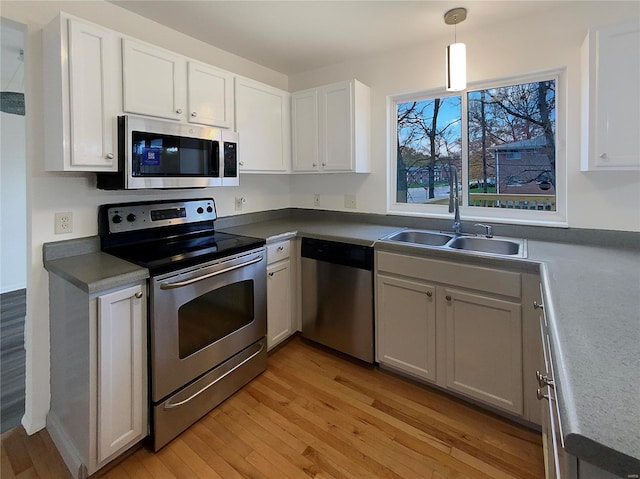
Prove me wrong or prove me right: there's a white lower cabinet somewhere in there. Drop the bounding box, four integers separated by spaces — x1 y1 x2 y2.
97 286 146 462
376 250 535 420
266 240 295 350
376 275 437 382
47 276 147 478
443 287 523 415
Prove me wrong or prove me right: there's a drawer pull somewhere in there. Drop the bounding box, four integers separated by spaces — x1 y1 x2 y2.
533 300 544 310
536 370 554 388
537 388 551 401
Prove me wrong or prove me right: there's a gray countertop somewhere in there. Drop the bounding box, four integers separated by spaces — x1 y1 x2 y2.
44 219 640 476
44 250 149 294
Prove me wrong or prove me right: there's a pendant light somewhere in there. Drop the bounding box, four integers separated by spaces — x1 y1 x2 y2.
444 8 467 92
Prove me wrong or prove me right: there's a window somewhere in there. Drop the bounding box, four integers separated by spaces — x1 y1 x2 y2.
391 72 565 225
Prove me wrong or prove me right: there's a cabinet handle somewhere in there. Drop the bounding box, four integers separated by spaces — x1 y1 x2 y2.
134 291 143 299
277 246 284 252
446 295 452 301
106 153 114 159
426 291 432 298
239 161 245 166
536 388 551 401
533 300 544 310
268 272 274 277
176 108 183 114
191 111 197 117
536 370 554 388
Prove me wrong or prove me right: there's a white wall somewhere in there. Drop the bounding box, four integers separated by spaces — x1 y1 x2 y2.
288 1 640 232
1 0 291 434
1 112 27 293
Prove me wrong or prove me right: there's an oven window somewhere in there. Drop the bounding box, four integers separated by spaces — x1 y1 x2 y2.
178 280 254 358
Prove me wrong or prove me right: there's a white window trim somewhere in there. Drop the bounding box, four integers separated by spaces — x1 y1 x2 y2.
387 68 567 228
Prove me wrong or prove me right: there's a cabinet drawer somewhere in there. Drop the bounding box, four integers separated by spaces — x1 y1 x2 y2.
377 251 521 298
267 241 290 264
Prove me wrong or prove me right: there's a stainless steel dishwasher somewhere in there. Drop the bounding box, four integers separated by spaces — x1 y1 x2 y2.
301 237 374 363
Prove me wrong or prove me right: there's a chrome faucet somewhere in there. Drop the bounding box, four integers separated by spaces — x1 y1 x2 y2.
449 165 462 234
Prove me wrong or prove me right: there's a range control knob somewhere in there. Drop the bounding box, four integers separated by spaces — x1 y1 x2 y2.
126 213 136 222
197 207 204 214
206 206 213 213
112 214 123 224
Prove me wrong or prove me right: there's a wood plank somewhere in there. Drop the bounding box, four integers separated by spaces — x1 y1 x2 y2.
0 337 543 479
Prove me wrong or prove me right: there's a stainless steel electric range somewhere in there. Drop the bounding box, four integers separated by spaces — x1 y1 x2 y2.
99 198 267 450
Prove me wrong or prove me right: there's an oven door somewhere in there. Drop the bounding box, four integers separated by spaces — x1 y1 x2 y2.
150 247 266 402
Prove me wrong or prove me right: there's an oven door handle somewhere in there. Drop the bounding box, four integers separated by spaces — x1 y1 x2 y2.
163 340 265 410
159 255 263 290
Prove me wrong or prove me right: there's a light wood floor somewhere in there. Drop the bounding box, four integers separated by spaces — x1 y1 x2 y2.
1 336 544 478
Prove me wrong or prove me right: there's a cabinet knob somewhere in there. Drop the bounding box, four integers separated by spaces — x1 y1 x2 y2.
268 272 274 277
322 163 327 167
533 300 544 310
176 108 183 114
426 291 432 298
106 153 114 159
134 291 143 299
239 161 244 166
445 295 452 301
277 246 284 252
599 153 608 160
191 111 197 117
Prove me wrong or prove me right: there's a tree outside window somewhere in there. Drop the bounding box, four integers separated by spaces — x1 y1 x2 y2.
395 78 557 214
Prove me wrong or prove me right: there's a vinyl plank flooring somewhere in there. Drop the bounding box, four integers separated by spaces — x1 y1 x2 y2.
1 336 544 478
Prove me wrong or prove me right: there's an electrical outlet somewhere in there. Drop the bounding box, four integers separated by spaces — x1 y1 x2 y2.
235 196 246 211
55 212 73 234
314 194 321 207
344 194 357 209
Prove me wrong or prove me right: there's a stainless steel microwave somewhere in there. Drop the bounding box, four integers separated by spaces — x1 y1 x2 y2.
97 115 238 190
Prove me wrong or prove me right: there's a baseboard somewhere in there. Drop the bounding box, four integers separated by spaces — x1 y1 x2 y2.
46 412 83 479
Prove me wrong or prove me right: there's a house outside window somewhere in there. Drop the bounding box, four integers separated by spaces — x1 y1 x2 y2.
390 71 566 226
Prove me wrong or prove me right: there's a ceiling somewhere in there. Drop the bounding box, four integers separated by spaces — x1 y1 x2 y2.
109 1 547 75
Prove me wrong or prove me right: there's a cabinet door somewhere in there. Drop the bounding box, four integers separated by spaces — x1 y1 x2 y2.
122 38 185 120
187 61 233 128
376 275 437 382
291 89 319 172
267 259 292 350
67 19 119 170
582 23 640 170
235 77 290 172
97 284 146 462
319 81 353 172
443 288 523 415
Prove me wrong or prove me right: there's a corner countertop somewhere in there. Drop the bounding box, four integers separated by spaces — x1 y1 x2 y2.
223 218 640 477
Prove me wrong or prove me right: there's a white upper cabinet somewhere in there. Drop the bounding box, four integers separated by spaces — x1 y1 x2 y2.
292 79 371 173
187 61 234 128
581 22 640 171
234 77 291 173
43 14 120 171
291 90 319 171
122 38 186 121
122 40 233 128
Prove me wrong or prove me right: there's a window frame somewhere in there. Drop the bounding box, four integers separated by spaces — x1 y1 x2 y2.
387 69 567 227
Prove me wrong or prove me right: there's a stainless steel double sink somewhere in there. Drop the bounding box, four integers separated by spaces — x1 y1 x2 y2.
381 229 526 258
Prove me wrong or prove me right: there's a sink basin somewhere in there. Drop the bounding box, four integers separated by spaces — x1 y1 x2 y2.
385 230 454 246
448 236 523 256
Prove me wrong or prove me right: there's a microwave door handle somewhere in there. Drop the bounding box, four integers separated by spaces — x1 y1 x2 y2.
159 255 263 290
